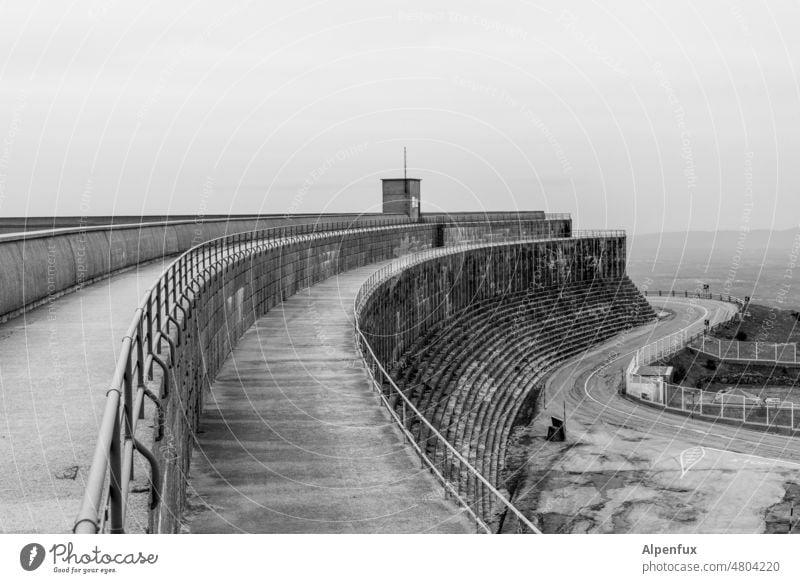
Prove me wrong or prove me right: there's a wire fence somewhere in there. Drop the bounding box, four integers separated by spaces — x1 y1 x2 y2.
623 290 800 433
661 383 800 431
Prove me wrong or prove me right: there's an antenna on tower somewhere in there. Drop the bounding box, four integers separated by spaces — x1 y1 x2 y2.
403 147 408 194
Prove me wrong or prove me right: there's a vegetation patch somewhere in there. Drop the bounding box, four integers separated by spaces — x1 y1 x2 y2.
712 303 800 344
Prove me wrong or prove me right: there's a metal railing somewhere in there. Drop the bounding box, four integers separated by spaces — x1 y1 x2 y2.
643 289 746 305
659 383 799 431
351 242 569 534
75 215 565 534
689 336 799 365
73 218 416 534
634 291 746 368
354 231 628 315
572 229 626 238
624 290 772 426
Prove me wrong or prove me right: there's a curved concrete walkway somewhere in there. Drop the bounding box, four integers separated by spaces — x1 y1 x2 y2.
0 259 172 533
186 265 473 533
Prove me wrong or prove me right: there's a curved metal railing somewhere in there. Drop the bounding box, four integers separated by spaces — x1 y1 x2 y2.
624 291 800 431
73 218 414 533
350 240 616 534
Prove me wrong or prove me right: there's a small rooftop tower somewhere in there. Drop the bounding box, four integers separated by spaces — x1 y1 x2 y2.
382 147 420 222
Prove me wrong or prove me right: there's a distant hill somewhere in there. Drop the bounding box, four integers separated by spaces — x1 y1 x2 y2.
630 228 800 254
626 227 800 310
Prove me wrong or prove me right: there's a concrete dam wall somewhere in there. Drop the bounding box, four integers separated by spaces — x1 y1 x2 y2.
131 218 561 532
354 235 655 530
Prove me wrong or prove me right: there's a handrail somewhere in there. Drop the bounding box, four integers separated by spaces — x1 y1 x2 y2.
634 290 745 368
0 213 402 243
626 291 799 433
75 215 563 533
351 241 563 534
354 231 628 314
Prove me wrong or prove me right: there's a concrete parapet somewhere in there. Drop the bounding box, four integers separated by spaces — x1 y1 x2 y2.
138 218 551 531
0 214 407 322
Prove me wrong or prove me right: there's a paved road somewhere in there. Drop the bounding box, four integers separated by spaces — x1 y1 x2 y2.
568 298 799 463
514 297 800 533
185 264 473 533
0 259 172 533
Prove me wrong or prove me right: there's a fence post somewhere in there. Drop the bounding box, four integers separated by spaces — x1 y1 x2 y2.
742 395 746 422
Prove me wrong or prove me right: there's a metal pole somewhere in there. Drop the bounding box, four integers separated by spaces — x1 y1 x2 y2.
156 284 162 348
109 407 123 534
145 296 153 358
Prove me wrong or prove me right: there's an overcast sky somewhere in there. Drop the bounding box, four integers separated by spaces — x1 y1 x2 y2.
0 0 798 234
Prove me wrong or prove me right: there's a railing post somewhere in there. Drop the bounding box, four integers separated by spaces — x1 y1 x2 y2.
182 257 188 295
165 269 172 334
146 295 153 359
123 350 134 483
109 405 123 534
136 319 145 388
170 264 176 307
156 284 163 348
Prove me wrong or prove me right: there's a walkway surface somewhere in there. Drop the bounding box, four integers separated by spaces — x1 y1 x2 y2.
0 259 171 533
185 264 473 533
511 297 800 533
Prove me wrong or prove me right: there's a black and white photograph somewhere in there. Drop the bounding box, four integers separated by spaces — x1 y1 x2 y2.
1 1 799 580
